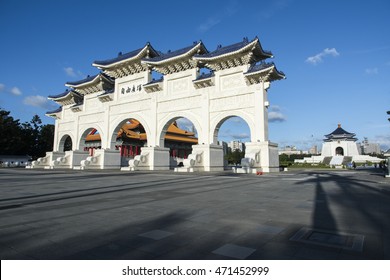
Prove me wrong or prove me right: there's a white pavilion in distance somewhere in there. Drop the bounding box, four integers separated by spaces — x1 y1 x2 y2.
296 124 382 165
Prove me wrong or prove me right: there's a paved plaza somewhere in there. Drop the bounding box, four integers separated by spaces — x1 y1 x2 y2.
0 168 389 260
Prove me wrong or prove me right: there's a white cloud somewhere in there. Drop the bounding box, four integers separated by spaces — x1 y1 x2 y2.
176 117 197 135
197 1 238 33
198 18 221 33
306 48 340 65
365 67 379 75
23 95 55 109
64 67 77 77
373 134 390 151
230 132 250 140
259 0 292 19
269 111 286 122
219 129 250 141
0 83 5 92
10 86 22 95
269 105 287 122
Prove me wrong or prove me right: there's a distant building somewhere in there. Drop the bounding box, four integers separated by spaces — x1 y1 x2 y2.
228 140 245 152
309 145 318 155
295 124 382 165
359 138 381 155
321 124 360 157
278 145 302 155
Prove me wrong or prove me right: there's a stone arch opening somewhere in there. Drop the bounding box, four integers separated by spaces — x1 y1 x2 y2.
159 117 199 168
211 112 255 144
110 118 149 167
79 127 102 156
336 146 344 156
213 116 251 167
58 134 73 152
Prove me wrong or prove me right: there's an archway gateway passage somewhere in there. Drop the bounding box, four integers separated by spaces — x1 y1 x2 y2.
336 147 344 156
37 37 285 172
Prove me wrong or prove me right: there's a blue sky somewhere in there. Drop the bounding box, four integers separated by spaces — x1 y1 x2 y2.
1 0 389 150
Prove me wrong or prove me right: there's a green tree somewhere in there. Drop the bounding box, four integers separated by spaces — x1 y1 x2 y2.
37 124 54 157
225 148 245 165
0 109 23 155
20 115 42 158
0 109 54 159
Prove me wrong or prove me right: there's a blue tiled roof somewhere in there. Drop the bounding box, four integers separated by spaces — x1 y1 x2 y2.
93 43 159 66
66 73 113 87
143 41 207 63
66 74 99 86
195 37 272 59
48 89 81 99
46 107 62 114
245 62 285 77
325 126 355 138
246 63 275 73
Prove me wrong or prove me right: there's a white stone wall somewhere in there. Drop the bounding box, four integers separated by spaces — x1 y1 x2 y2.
321 141 360 157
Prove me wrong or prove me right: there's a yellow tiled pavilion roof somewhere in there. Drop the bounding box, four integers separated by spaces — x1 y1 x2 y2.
85 119 197 143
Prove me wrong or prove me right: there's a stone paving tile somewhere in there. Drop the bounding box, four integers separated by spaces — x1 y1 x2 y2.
256 224 285 235
138 230 174 240
0 168 389 260
231 231 276 249
212 243 256 259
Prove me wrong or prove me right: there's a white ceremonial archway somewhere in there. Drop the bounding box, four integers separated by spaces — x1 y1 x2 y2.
42 37 285 172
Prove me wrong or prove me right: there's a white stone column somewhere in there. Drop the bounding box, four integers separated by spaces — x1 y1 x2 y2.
241 81 279 173
53 120 60 152
253 81 269 142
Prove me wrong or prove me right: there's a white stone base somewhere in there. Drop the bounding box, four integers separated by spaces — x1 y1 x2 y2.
174 167 197 172
80 149 121 170
352 155 382 163
124 147 170 171
28 151 64 169
177 144 224 173
242 141 280 172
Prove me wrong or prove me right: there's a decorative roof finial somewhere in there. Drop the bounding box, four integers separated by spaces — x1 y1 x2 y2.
338 123 341 128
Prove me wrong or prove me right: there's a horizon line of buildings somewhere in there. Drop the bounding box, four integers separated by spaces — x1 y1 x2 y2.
279 137 382 156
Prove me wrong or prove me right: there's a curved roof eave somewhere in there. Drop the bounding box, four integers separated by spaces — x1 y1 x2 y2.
193 38 272 62
92 43 158 69
142 42 207 66
244 64 286 80
45 107 62 115
48 90 73 100
65 73 113 88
